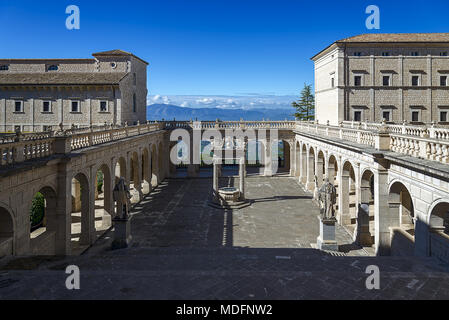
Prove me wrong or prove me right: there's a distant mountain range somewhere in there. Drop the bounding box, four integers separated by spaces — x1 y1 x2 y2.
147 104 295 121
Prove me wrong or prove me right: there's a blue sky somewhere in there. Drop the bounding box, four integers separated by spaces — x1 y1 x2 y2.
1 0 449 108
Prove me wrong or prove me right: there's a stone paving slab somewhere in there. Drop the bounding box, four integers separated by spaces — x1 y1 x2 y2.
0 176 449 300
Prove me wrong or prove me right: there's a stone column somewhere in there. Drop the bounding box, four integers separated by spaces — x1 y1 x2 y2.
339 173 351 225
187 131 199 178
306 149 315 191
316 155 324 188
239 156 245 200
54 163 73 255
374 168 393 255
355 185 373 246
213 156 219 201
264 140 273 176
71 179 81 212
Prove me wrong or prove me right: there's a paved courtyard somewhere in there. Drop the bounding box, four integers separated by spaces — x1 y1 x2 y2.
1 176 449 300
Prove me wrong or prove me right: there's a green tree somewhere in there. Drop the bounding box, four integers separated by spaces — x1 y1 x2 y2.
292 84 315 121
30 192 45 229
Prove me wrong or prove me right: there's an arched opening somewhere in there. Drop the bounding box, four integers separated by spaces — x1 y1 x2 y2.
29 186 57 255
115 157 127 185
328 155 339 213
0 207 14 257
300 144 307 184
130 151 141 204
71 172 91 254
356 170 375 247
274 140 291 175
173 139 189 178
306 146 315 191
151 144 159 187
389 182 414 256
142 148 151 194
429 202 449 264
95 164 113 236
340 161 356 228
158 142 164 181
245 140 263 175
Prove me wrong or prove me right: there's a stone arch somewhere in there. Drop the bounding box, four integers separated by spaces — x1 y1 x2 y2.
94 163 113 233
340 160 356 226
327 154 338 186
389 181 414 231
29 185 57 255
306 145 316 191
141 147 151 194
275 140 291 174
428 200 449 229
151 144 159 187
316 150 325 187
114 156 127 185
0 205 14 257
71 171 92 252
427 200 449 263
158 142 164 181
388 181 415 256
356 169 375 246
130 151 142 204
300 143 307 183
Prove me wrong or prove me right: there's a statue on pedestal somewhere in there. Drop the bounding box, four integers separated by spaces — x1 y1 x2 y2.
318 178 337 220
113 177 132 220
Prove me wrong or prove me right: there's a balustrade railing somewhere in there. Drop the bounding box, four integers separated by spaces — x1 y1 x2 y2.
1 119 449 169
296 120 449 164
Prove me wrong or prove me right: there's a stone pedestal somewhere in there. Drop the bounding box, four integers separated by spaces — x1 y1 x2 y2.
111 217 132 250
316 216 338 251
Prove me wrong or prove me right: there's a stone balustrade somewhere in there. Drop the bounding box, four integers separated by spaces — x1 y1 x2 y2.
296 120 449 164
2 119 449 169
0 122 164 168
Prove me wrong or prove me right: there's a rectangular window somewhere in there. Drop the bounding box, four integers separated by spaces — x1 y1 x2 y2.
411 52 419 56
43 125 52 132
411 111 420 122
100 101 108 112
133 94 137 113
331 77 335 88
382 111 391 122
354 52 362 57
14 125 21 132
354 76 362 86
14 101 23 113
383 76 390 86
354 111 362 122
441 52 448 56
71 101 79 113
440 111 448 122
440 76 447 86
43 101 51 113
382 52 390 56
133 73 137 86
411 76 420 86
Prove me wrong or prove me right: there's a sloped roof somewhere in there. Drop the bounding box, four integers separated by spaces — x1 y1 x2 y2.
337 33 449 43
0 72 128 85
92 49 149 65
311 33 449 60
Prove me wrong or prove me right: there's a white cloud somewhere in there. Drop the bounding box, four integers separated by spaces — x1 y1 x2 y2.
147 94 297 110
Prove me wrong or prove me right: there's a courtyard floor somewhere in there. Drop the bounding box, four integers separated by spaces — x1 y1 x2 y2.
1 176 449 299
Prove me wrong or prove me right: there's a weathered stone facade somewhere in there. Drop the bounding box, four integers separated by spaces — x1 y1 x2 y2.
0 50 148 132
312 33 449 125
